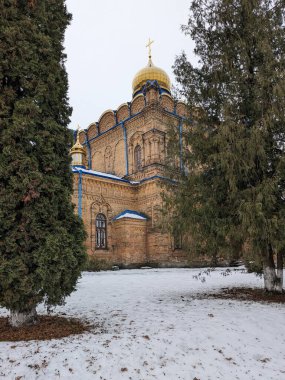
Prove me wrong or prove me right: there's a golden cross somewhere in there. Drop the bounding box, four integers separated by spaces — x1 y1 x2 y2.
146 38 154 59
76 124 81 142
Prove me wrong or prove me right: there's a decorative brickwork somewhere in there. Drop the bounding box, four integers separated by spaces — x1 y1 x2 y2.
71 66 190 267
87 123 98 140
78 130 86 145
176 101 188 117
98 110 116 133
161 93 174 113
131 94 145 115
117 104 129 122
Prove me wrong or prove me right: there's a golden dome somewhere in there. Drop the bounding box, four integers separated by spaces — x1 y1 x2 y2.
70 129 85 155
70 127 86 167
132 57 171 95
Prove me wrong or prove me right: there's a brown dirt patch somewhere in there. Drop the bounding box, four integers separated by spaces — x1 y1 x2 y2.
0 315 90 342
203 287 285 304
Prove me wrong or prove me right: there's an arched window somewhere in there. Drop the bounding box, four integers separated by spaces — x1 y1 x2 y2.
134 145 142 171
96 213 107 249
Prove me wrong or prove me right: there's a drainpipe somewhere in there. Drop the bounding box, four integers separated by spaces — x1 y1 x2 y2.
179 119 183 172
121 121 129 176
174 100 177 115
85 134 92 170
127 102 131 117
113 110 118 124
78 170 83 218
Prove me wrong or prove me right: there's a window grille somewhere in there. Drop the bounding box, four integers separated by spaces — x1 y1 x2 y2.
95 213 107 249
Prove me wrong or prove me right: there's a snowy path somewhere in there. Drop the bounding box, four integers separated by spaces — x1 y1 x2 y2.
0 268 284 380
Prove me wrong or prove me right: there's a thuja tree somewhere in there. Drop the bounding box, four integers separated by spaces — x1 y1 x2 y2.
166 0 285 291
0 0 86 327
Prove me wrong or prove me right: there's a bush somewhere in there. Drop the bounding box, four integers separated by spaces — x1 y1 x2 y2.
245 258 263 275
84 256 111 272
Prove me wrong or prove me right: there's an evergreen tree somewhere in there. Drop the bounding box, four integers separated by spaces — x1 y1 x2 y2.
166 0 285 291
0 0 86 326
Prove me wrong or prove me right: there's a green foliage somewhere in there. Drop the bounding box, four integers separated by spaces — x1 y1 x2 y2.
0 0 87 313
84 256 111 272
244 257 263 275
165 0 285 269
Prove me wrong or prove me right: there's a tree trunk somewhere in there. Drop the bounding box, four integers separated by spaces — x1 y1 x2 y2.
9 307 37 328
211 250 218 267
263 265 277 291
263 244 284 293
263 243 277 292
275 251 283 293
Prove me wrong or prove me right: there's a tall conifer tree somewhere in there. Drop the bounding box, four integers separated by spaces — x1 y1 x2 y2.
166 0 285 291
0 0 86 326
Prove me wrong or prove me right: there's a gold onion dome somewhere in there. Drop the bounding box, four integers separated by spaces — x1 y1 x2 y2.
70 127 85 155
70 127 86 167
132 39 171 95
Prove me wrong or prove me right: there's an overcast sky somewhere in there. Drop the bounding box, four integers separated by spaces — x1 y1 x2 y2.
64 0 195 130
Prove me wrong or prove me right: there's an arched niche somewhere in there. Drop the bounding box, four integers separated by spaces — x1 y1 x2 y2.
161 93 174 113
176 101 188 117
131 94 145 115
87 123 98 140
117 103 129 123
129 131 144 173
98 110 116 133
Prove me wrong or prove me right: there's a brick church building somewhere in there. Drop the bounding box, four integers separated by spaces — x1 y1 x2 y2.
70 47 188 267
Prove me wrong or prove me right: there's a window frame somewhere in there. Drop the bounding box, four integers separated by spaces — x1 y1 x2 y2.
95 213 107 250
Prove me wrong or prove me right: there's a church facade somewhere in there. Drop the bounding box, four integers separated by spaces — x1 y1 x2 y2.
70 50 188 267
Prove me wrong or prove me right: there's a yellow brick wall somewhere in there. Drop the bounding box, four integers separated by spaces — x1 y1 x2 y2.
72 87 189 266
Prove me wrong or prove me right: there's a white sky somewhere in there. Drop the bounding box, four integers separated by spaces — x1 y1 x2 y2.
64 0 195 130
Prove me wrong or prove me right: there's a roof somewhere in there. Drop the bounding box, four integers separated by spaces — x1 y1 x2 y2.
113 210 148 221
72 167 130 183
72 167 173 185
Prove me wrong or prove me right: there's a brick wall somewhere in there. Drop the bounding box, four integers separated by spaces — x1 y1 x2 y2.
72 87 189 267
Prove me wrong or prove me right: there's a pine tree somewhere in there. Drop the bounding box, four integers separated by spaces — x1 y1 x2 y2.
167 0 285 291
0 0 86 326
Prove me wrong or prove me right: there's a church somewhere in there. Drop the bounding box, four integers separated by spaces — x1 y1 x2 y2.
70 42 188 267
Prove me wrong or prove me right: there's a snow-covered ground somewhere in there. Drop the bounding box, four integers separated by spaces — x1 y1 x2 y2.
0 268 284 380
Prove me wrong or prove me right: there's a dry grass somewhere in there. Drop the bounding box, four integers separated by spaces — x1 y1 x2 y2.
201 287 285 304
0 315 89 342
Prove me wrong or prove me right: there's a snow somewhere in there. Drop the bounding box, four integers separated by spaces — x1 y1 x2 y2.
114 210 147 220
72 167 129 182
0 268 284 380
115 213 146 220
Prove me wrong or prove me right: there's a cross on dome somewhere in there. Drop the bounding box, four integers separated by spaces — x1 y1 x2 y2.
132 40 171 96
146 38 154 60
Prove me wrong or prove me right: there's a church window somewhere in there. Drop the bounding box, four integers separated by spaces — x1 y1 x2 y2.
96 213 107 249
134 145 142 171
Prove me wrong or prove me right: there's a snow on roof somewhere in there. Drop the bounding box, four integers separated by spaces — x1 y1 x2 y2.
72 167 130 183
113 209 147 221
72 167 173 186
